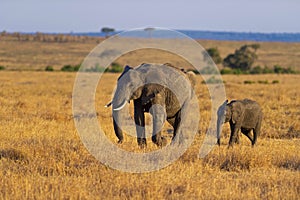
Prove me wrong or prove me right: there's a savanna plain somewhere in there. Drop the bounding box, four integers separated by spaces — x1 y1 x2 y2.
0 35 299 199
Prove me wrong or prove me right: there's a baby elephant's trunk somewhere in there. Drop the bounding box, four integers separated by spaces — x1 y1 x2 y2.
216 100 227 145
216 116 223 145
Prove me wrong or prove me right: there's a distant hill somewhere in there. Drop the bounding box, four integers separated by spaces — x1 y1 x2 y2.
73 30 300 42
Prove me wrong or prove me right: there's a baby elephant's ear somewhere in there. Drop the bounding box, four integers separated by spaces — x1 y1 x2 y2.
124 65 132 72
220 100 228 108
231 103 241 124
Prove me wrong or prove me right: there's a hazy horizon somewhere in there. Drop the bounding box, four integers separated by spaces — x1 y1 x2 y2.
1 0 299 33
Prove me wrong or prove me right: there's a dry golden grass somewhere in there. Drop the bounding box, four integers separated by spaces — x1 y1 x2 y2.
0 71 299 199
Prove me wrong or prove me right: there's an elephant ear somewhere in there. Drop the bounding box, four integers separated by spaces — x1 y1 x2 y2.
231 102 242 124
118 65 133 80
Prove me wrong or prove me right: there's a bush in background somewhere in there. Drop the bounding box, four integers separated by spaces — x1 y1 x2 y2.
105 62 123 73
198 66 220 75
250 65 263 74
205 47 222 64
273 65 296 74
84 64 106 72
223 44 259 72
61 64 80 72
221 64 298 75
201 76 224 84
244 80 255 84
221 68 244 75
45 66 54 71
60 62 124 73
258 80 269 84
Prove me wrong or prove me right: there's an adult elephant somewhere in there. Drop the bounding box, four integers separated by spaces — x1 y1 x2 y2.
106 63 196 148
217 99 263 147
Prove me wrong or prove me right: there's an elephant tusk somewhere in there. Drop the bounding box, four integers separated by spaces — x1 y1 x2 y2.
105 101 112 108
113 100 127 111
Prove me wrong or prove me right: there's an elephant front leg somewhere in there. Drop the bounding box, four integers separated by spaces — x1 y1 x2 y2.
150 105 167 147
134 99 146 148
229 121 240 147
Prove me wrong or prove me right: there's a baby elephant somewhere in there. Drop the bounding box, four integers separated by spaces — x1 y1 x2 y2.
217 99 263 147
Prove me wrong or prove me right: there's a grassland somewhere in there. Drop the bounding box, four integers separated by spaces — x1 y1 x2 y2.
0 36 299 199
0 71 299 199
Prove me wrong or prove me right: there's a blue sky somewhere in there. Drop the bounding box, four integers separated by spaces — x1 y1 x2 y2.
0 0 299 33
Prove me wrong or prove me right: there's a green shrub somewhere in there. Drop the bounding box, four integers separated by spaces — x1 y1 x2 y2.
84 64 106 72
244 80 255 84
0 66 5 70
73 64 80 72
220 68 244 74
220 68 233 74
232 68 244 74
61 65 73 72
61 64 80 72
202 76 224 84
105 62 123 73
258 80 269 84
45 66 54 71
205 47 222 64
199 66 219 74
273 65 284 74
262 66 274 74
250 65 263 74
273 65 296 74
272 80 280 84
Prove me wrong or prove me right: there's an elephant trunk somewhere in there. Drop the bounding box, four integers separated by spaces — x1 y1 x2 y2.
113 110 124 143
216 115 224 146
216 101 227 146
111 86 130 143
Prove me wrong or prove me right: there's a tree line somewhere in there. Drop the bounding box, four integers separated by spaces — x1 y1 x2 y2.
0 31 100 43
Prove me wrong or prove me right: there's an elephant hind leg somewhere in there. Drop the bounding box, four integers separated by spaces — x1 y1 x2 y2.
166 112 181 144
252 129 258 146
252 120 262 146
170 110 181 141
241 127 253 145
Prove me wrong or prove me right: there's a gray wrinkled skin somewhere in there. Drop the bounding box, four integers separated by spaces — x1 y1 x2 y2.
217 99 263 147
